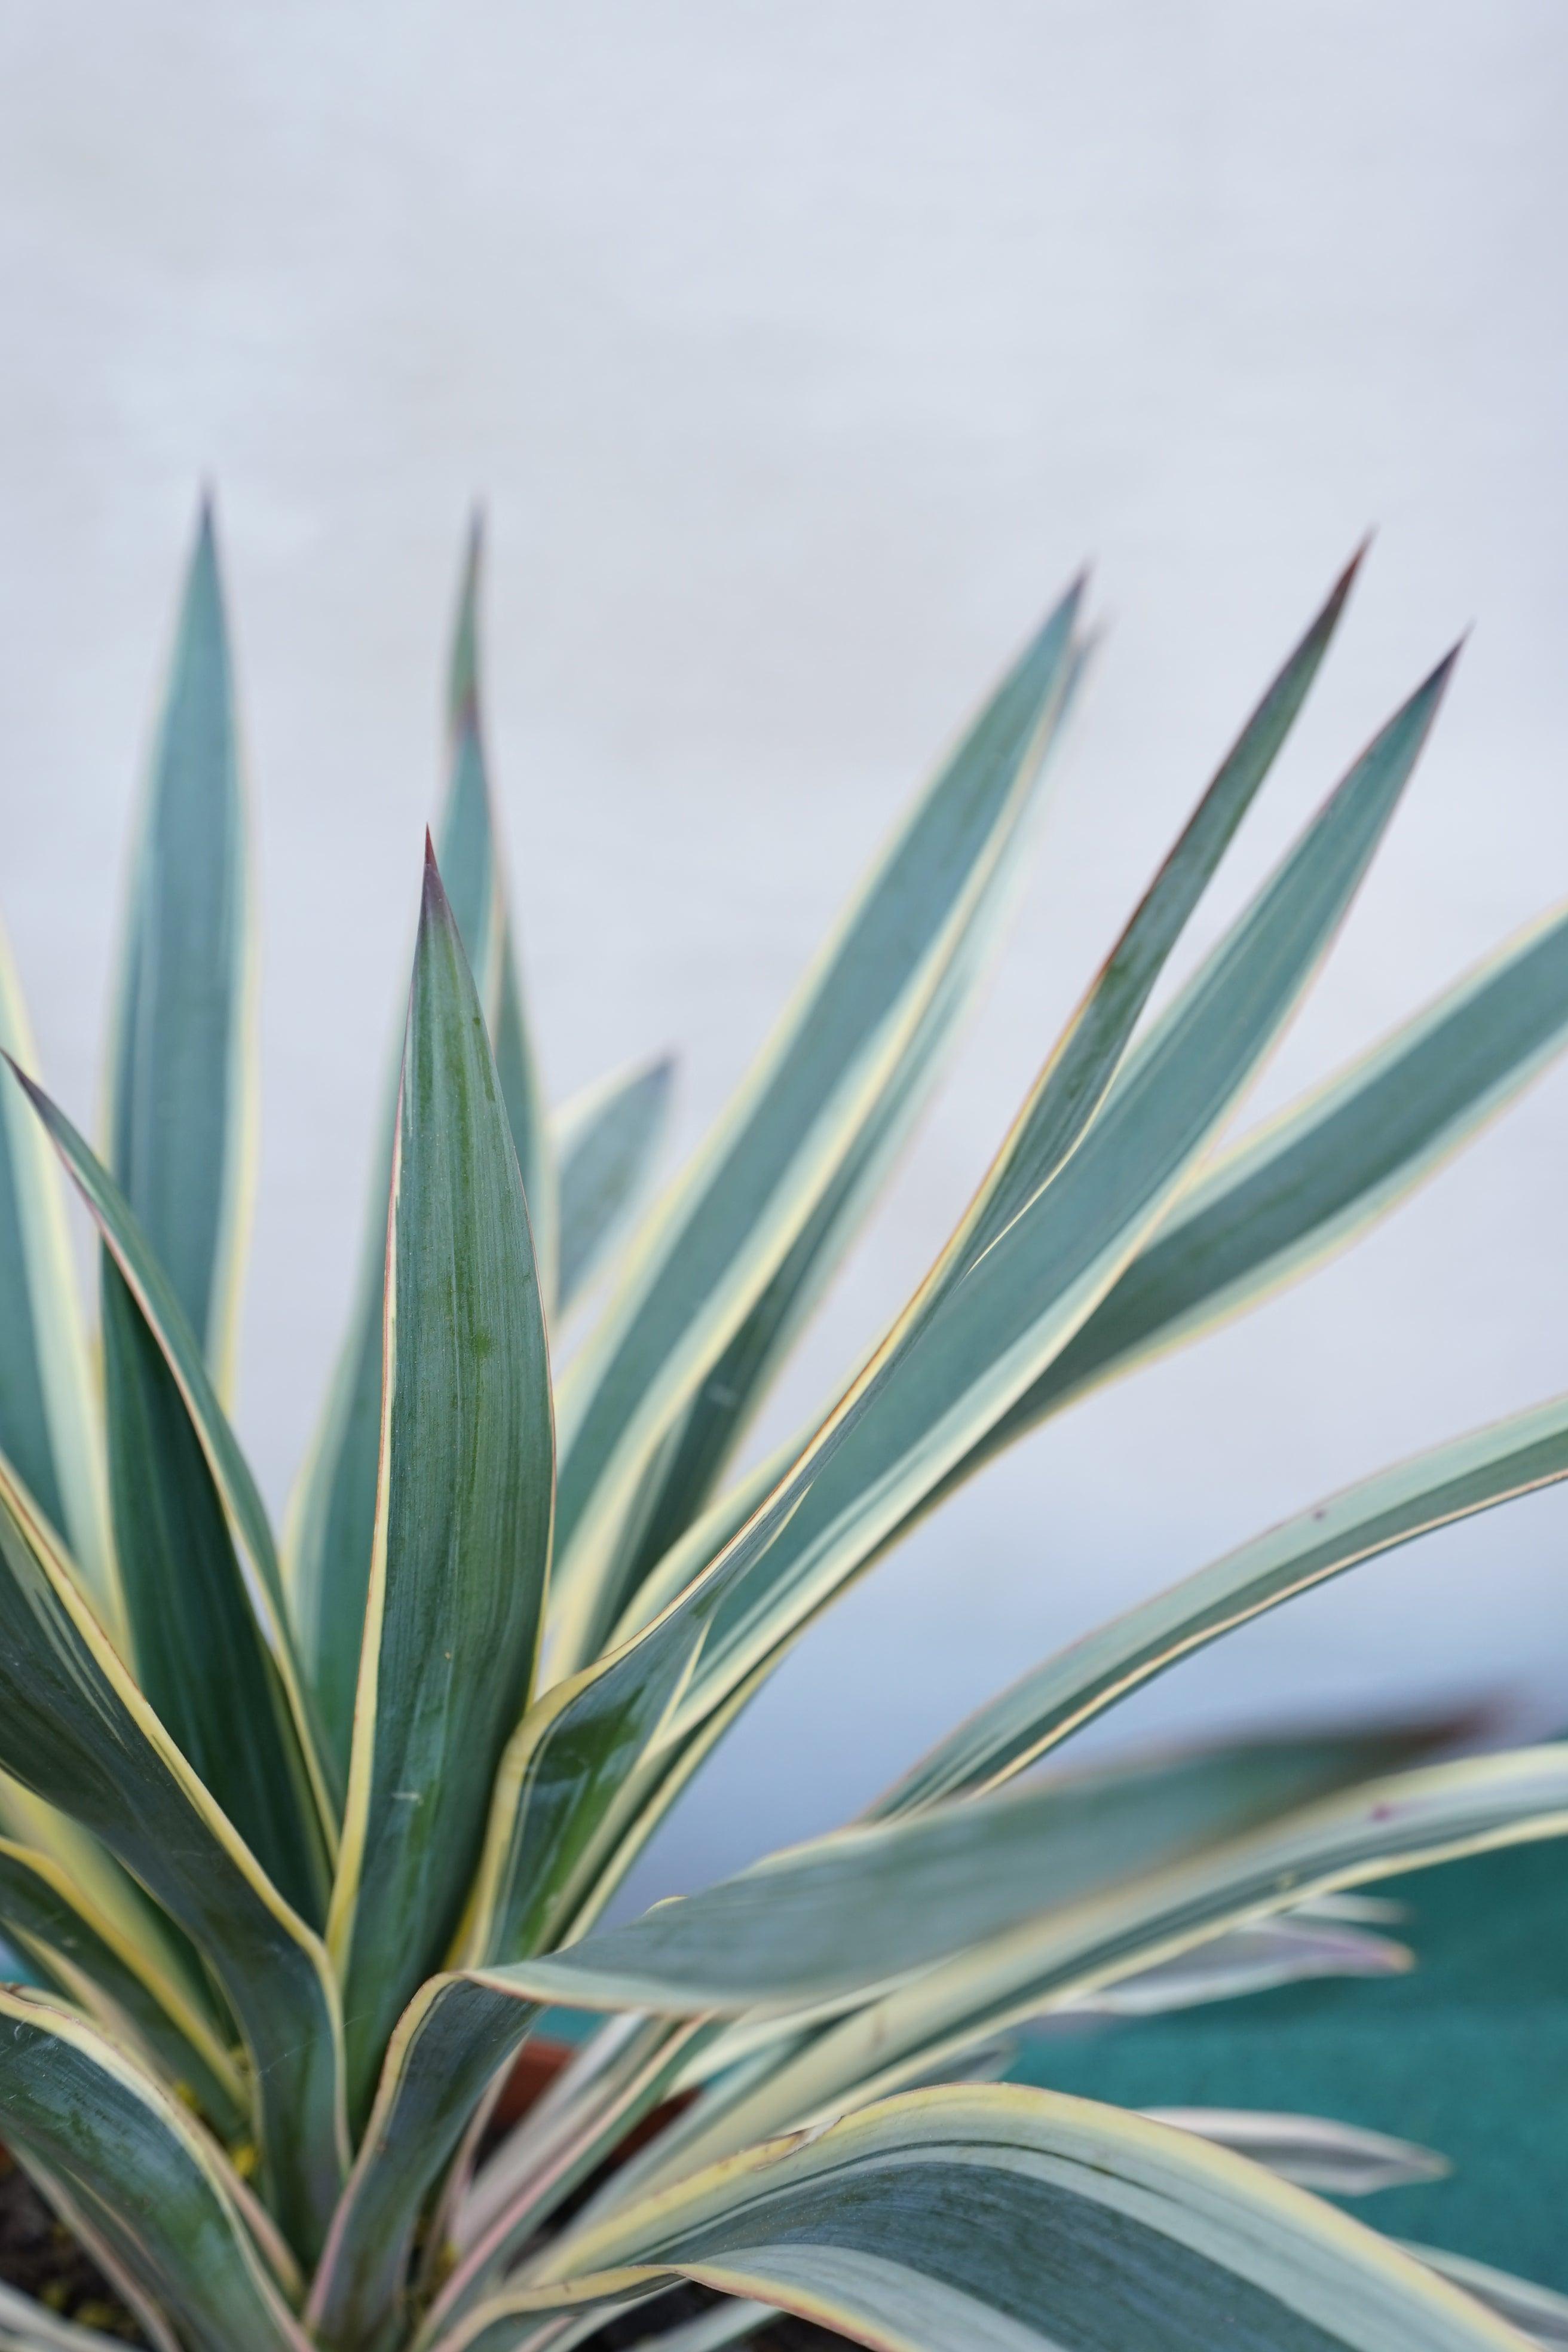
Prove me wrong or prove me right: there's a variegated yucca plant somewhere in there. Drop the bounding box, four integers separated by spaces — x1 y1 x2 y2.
1 506 1568 2352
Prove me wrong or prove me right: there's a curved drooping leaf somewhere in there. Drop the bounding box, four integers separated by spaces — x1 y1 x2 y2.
1408 2247 1568 2349
107 501 253 1395
547 579 1088 1674
9 1068 335 1895
1057 1914 1412 2017
0 1989 306 2352
629 1747 1568 2184
554 1056 676 1318
1147 2110 1448 2196
404 1736 1419 2345
0 927 113 1615
434 2087 1523 2352
875 1385 1568 1815
0 1834 244 2131
327 847 554 2124
289 522 553 1787
915 891 1568 1529
494 1734 1424 2023
0 1453 345 2259
468 657 1448 1962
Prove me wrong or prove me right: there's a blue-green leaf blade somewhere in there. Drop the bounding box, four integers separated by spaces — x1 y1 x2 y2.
879 1385 1568 1813
328 845 554 2124
0 1990 307 2352
108 501 253 1391
288 520 554 1787
468 656 1450 1964
440 2085 1525 2352
7 1065 338 1875
547 583 1086 1671
0 926 115 1616
0 1452 346 2258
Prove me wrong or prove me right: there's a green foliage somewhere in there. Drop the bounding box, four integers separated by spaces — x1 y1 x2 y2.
0 507 1561 2351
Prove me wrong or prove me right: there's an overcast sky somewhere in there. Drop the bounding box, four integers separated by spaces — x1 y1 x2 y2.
2 1 1566 1894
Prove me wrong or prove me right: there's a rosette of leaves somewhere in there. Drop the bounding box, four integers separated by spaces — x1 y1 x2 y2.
0 506 1566 2352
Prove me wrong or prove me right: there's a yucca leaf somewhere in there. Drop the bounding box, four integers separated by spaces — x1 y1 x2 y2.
0 1833 245 2132
494 1733 1425 2023
468 655 1448 1962
1061 1915 1412 2016
597 562 1358 1638
909 892 1568 1521
7 1065 337 1886
323 2010 700 2352
547 580 1087 1673
630 1747 1568 2179
0 1770 231 2048
307 1981 543 2352
330 1730 1420 2348
605 825 1032 1611
0 1453 345 2257
99 1259 329 1916
435 2085 1524 2352
0 1989 307 2352
0 926 114 1616
289 523 553 1788
327 844 554 2124
1408 2249 1568 2349
876 1385 1568 1815
1148 2110 1448 2196
107 501 253 1394
554 1055 676 1318
439 2021 705 2326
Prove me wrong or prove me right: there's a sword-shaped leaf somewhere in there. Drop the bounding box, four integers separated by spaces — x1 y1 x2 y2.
106 501 253 1395
0 1833 244 2131
0 1453 345 2258
877 1385 1568 1814
1058 1915 1412 2016
1408 2249 1568 2350
0 1990 306 2352
8 1067 336 1898
313 1742 1374 2350
547 579 1088 1673
327 845 554 2125
289 522 553 1787
0 926 114 1615
434 2086 1524 2352
554 1055 676 1318
468 656 1447 1962
626 1747 1568 2180
1147 2110 1448 2196
601 564 1364 1641
909 893 1568 1523
494 1733 1425 2022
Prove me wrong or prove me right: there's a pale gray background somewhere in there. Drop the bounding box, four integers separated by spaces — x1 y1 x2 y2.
2 2 1566 1897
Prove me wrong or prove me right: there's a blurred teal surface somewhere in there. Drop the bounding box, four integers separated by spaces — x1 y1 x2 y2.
1013 1837 1567 2292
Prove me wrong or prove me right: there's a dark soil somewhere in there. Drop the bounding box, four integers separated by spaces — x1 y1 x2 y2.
0 2149 144 2337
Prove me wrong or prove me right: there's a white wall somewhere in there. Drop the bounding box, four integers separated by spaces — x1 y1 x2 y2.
2 1 1566 1894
